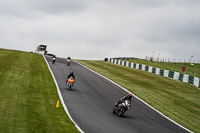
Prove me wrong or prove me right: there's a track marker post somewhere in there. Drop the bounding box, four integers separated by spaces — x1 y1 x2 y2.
56 100 59 108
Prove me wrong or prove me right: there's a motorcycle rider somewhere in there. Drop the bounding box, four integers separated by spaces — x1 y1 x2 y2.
67 56 71 60
52 55 56 59
66 56 71 65
52 55 56 63
115 93 132 107
66 71 75 83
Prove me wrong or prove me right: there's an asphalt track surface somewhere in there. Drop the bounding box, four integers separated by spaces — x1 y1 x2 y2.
45 56 190 133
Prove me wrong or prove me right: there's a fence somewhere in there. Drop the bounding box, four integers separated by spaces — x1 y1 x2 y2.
107 58 200 89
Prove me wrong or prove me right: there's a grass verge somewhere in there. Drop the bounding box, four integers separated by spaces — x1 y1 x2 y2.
0 48 79 133
76 59 200 133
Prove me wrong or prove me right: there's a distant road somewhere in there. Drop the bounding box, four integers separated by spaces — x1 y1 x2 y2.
45 56 190 133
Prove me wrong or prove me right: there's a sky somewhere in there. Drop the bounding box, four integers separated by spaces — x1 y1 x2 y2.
0 0 200 62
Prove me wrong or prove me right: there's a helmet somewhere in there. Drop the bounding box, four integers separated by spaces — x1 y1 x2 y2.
128 93 132 98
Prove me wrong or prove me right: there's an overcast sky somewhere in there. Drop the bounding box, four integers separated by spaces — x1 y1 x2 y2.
0 0 200 61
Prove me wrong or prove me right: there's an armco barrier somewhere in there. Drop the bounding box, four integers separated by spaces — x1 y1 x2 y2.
107 58 200 89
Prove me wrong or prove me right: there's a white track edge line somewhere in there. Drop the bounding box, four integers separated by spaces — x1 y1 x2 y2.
43 55 84 133
75 61 193 133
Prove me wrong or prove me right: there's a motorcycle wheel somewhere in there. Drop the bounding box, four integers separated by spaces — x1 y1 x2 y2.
69 84 71 90
118 108 126 117
113 106 117 114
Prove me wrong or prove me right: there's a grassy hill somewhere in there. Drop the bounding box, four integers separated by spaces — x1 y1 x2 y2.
76 59 200 133
0 48 79 133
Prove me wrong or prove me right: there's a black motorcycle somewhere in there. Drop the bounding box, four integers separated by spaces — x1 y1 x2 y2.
52 57 56 64
113 100 131 117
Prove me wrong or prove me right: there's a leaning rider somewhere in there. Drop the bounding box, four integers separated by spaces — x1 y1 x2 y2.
115 93 132 107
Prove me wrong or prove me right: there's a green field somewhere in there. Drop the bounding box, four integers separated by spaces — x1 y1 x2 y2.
76 60 200 133
0 49 79 133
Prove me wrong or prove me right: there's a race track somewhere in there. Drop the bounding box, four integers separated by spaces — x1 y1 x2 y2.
45 56 190 133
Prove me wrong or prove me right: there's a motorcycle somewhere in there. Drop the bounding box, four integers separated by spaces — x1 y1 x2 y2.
113 100 131 117
52 57 56 64
67 59 71 66
66 76 75 90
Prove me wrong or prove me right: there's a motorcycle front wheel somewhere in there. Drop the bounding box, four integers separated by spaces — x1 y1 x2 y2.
113 106 117 114
69 84 72 90
118 108 126 117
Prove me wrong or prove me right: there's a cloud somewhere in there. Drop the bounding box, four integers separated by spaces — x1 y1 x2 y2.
0 0 200 60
